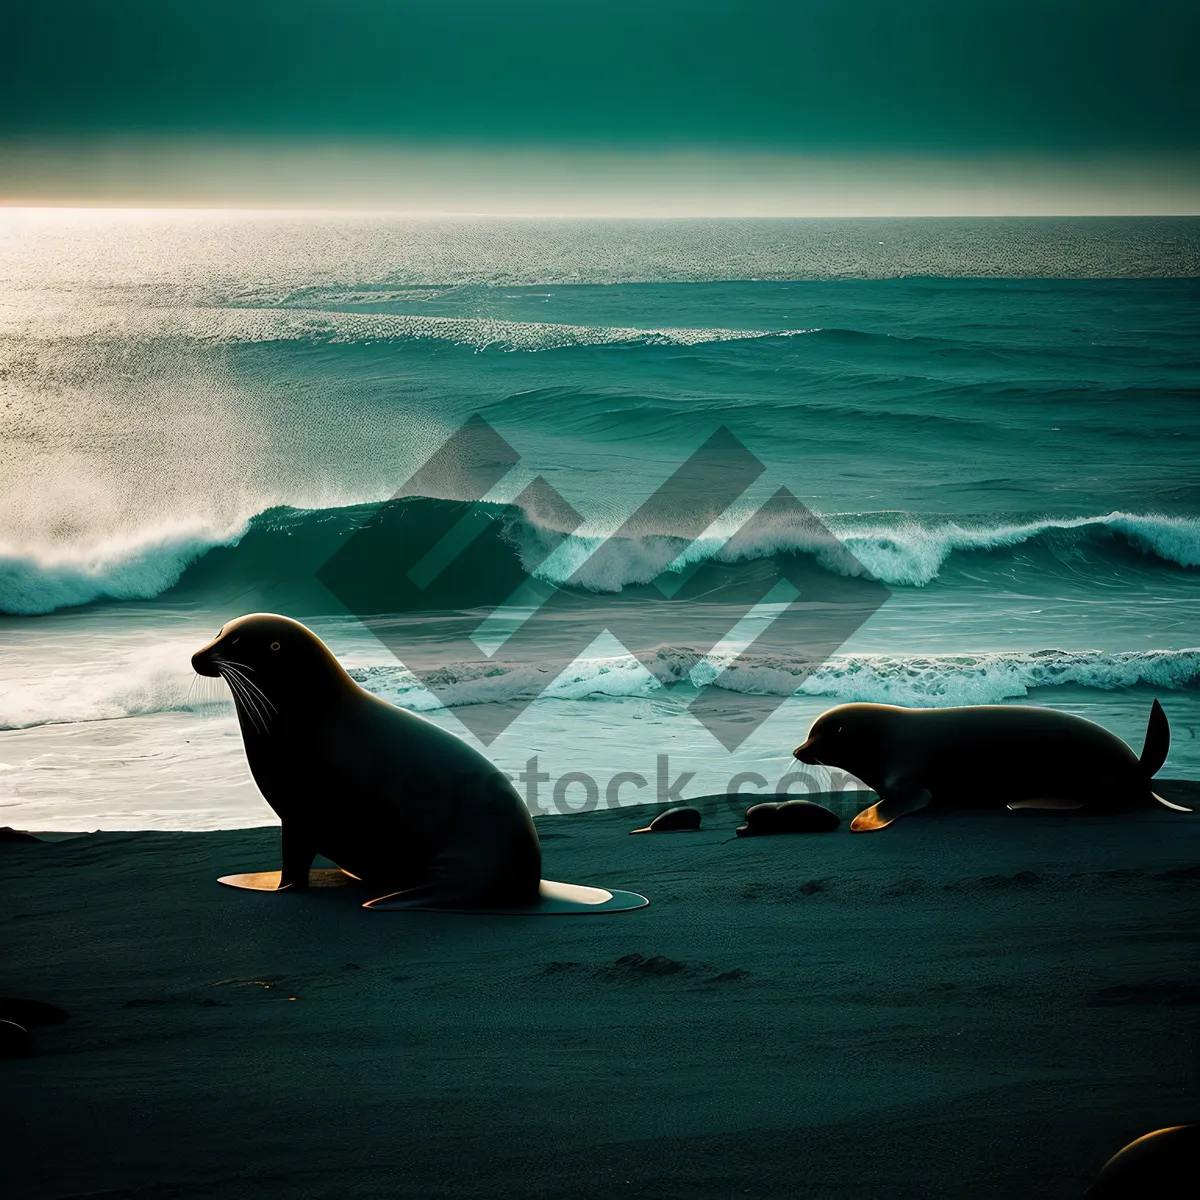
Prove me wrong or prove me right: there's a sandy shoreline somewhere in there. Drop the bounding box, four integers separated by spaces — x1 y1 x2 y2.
3 786 1199 1199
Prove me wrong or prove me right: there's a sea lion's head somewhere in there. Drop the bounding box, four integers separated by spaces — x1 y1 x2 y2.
792 703 885 774
192 613 348 731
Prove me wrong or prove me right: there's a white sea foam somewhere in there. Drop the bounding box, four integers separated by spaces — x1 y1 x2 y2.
0 519 250 615
0 645 232 732
831 512 1200 586
0 301 819 353
346 646 1200 713
521 510 1200 590
2 506 1198 615
3 646 1194 733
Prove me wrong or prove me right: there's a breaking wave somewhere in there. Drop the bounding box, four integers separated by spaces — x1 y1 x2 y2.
1 500 1197 616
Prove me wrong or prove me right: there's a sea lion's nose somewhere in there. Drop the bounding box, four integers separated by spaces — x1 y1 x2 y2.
191 646 219 677
793 739 816 763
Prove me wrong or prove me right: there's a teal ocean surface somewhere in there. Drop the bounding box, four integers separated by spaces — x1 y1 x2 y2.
1 213 1198 828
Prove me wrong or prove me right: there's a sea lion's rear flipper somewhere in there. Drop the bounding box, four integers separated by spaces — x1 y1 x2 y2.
1140 699 1170 778
1006 798 1086 811
364 879 649 915
1152 792 1193 813
217 868 359 891
850 787 931 832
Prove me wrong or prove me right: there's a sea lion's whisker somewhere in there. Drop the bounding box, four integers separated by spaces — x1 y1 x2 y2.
207 656 271 732
233 679 270 735
189 674 220 711
238 687 269 736
217 658 277 713
191 673 228 711
218 671 256 729
221 664 277 719
225 668 277 716
220 662 262 690
217 667 268 735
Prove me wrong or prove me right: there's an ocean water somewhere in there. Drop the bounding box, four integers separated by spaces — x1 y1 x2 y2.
1 211 1198 829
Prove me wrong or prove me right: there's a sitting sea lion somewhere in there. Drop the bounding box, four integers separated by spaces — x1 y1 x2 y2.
192 614 647 913
792 700 1190 832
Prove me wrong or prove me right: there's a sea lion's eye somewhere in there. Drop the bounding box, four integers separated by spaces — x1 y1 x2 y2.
270 641 281 651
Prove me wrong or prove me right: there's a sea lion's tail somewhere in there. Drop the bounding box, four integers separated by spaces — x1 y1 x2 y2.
1141 699 1191 812
1140 699 1170 779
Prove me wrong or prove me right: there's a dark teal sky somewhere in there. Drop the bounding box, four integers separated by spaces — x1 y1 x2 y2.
2 1 1197 210
3 0 1197 153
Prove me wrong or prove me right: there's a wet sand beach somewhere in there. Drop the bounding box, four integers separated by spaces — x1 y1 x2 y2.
3 786 1198 1199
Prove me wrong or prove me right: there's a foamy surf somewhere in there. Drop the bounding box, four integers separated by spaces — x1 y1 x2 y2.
827 511 1200 586
10 645 1196 733
0 519 250 615
0 302 820 353
347 646 1200 712
0 643 232 731
2 503 1197 615
522 510 1200 591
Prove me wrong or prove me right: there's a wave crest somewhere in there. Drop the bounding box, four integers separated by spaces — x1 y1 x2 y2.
828 512 1200 587
514 508 1200 590
0 520 249 615
1 504 1197 615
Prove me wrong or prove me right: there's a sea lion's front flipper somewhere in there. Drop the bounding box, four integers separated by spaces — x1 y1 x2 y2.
217 868 358 891
1006 798 1086 811
365 880 649 914
280 823 317 891
850 787 931 832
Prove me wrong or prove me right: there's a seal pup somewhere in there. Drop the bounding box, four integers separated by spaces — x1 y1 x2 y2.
791 700 1190 832
193 614 647 913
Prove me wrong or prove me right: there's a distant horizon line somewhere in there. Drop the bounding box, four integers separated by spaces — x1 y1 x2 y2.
3 203 1199 219
4 143 1196 218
